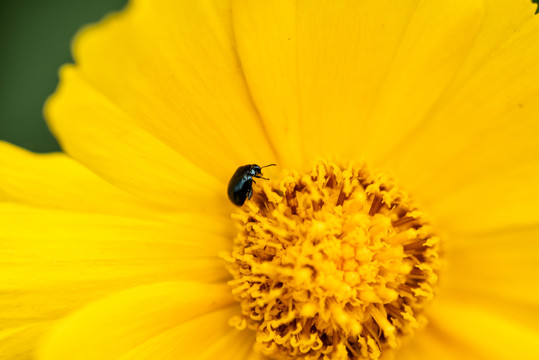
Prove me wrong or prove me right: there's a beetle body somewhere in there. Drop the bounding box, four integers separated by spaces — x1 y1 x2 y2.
227 164 275 206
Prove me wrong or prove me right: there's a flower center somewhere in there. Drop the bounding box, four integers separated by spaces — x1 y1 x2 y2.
225 160 440 360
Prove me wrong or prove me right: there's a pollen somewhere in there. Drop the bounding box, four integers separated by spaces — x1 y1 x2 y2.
225 160 440 360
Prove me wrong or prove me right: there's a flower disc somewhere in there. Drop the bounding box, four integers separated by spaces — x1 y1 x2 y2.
226 161 440 360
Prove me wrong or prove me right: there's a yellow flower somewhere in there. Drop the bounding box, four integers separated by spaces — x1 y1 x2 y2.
1 0 539 359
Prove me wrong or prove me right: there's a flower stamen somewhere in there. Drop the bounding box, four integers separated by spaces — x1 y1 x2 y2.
225 160 440 360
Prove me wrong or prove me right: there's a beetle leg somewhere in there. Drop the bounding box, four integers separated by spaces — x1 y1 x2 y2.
247 187 253 200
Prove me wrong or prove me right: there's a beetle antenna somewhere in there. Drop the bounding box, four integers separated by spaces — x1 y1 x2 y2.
261 163 276 169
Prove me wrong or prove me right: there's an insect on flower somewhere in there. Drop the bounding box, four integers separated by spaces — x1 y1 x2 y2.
227 164 276 206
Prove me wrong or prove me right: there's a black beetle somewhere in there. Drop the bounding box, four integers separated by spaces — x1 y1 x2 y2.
227 164 276 206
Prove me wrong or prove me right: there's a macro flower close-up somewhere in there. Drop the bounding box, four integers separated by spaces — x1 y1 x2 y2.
2 0 539 359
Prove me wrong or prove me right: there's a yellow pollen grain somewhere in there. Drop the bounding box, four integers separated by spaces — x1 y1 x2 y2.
225 160 440 360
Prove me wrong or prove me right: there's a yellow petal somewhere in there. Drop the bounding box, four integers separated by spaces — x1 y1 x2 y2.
47 66 232 211
358 0 484 161
115 309 255 360
387 328 488 360
447 0 537 92
231 0 304 168
427 159 539 233
426 298 539 360
233 0 485 165
372 0 538 166
0 204 230 356
0 141 237 224
46 0 277 197
416 226 539 359
37 282 239 360
0 141 156 216
243 351 270 360
0 322 51 359
382 17 539 232
440 226 539 323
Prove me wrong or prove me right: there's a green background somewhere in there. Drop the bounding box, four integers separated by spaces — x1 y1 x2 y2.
1 0 538 154
0 0 127 153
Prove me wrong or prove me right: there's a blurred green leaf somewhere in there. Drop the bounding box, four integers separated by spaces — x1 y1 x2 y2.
0 0 127 153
